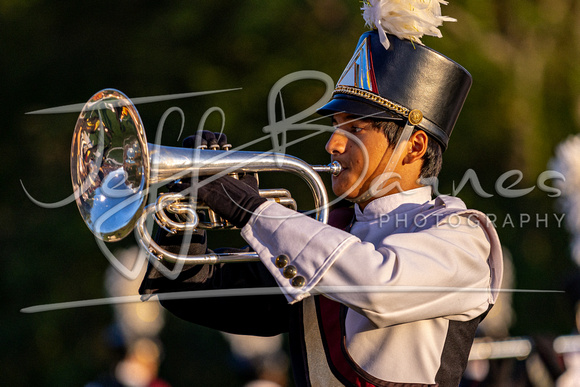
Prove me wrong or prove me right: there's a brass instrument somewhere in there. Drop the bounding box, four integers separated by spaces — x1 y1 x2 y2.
71 89 340 265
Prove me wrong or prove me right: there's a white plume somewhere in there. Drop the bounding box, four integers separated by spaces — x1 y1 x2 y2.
362 0 456 50
550 135 580 267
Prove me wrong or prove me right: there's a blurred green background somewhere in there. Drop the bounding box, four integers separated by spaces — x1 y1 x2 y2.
2 0 580 386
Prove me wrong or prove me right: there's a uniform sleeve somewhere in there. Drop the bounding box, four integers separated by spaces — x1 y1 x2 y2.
241 201 495 328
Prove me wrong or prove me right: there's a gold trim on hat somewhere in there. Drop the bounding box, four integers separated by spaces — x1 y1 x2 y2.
333 85 410 116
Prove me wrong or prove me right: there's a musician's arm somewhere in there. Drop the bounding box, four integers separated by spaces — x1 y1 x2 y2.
139 229 291 336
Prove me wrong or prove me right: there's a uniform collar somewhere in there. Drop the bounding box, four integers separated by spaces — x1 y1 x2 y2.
354 186 432 221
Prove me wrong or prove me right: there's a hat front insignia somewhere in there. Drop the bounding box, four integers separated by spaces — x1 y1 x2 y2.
336 37 378 94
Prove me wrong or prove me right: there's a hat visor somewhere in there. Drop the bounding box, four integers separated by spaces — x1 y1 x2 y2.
317 94 404 121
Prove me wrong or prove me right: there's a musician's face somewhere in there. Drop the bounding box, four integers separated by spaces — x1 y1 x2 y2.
325 113 394 205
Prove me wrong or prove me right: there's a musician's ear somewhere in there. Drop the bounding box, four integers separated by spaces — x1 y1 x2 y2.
403 130 428 166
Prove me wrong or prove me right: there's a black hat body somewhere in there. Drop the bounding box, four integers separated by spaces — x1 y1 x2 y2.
318 30 472 150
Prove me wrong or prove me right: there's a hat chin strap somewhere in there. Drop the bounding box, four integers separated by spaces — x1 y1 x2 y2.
348 121 415 204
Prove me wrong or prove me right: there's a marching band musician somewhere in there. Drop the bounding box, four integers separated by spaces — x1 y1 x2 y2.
140 2 503 386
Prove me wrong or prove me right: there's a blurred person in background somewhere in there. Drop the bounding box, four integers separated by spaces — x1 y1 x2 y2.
87 247 170 387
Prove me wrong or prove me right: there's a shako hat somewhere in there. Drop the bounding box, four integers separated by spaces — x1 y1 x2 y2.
318 0 472 150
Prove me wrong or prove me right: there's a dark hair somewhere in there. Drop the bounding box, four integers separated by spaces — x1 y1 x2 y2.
373 120 443 179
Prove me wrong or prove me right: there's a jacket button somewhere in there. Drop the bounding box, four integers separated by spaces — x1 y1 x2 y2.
292 276 306 288
283 265 297 279
275 254 289 268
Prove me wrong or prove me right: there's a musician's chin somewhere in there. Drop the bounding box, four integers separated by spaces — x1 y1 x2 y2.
331 169 362 200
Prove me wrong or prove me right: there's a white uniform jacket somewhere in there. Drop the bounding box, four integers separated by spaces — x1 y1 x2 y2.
241 186 503 386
